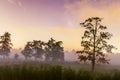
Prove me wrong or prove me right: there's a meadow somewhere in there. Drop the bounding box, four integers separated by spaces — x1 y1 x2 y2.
0 60 119 80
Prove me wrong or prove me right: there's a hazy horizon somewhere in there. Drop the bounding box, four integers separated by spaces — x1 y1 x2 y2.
7 49 120 65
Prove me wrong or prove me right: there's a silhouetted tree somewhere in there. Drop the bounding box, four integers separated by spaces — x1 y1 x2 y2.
32 40 45 60
21 42 33 60
45 38 55 61
14 53 19 60
45 38 64 61
22 38 64 61
52 41 64 61
77 17 115 72
0 32 13 58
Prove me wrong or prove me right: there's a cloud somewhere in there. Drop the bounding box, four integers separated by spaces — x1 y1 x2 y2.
64 0 120 25
8 0 15 4
18 1 23 7
7 0 23 7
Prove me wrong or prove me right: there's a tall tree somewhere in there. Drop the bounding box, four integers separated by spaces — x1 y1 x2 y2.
0 32 13 58
77 17 115 72
21 42 33 60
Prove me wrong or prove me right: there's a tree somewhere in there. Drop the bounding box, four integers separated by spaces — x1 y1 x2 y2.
45 38 64 61
14 53 19 60
0 32 13 58
21 42 33 60
44 38 55 61
77 17 115 72
52 41 64 61
32 40 45 60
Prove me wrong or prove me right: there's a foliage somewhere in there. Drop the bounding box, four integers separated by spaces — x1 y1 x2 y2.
21 41 33 59
32 40 45 60
45 38 64 61
14 53 19 60
22 38 64 61
77 17 115 71
0 32 13 57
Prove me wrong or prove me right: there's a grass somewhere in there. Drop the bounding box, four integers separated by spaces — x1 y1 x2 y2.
0 61 119 80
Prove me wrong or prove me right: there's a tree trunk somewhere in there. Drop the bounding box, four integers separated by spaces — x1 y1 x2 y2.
92 43 96 72
92 58 95 72
92 31 96 72
92 20 98 72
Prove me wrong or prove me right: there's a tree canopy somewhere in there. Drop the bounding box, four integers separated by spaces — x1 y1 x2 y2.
77 17 115 72
0 32 13 58
21 38 64 61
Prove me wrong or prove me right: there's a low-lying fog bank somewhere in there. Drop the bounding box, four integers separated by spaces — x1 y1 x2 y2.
1 49 120 66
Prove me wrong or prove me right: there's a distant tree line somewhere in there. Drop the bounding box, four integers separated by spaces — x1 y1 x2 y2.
21 38 64 61
0 32 64 62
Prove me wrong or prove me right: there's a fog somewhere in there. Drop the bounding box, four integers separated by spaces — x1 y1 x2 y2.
7 49 120 66
65 51 120 65
109 54 120 65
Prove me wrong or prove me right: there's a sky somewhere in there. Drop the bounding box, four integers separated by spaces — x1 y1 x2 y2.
0 0 120 52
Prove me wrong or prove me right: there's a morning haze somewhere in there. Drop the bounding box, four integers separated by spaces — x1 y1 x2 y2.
0 0 120 80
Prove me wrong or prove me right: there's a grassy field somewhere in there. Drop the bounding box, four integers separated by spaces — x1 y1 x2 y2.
0 61 119 80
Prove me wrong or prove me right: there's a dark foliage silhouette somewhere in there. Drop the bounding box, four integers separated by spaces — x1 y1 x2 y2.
22 38 64 61
0 32 13 58
21 42 33 60
45 38 64 61
14 53 19 60
77 17 115 72
32 40 45 60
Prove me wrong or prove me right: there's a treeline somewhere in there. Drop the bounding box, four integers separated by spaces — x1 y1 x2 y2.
0 32 64 62
21 38 64 61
